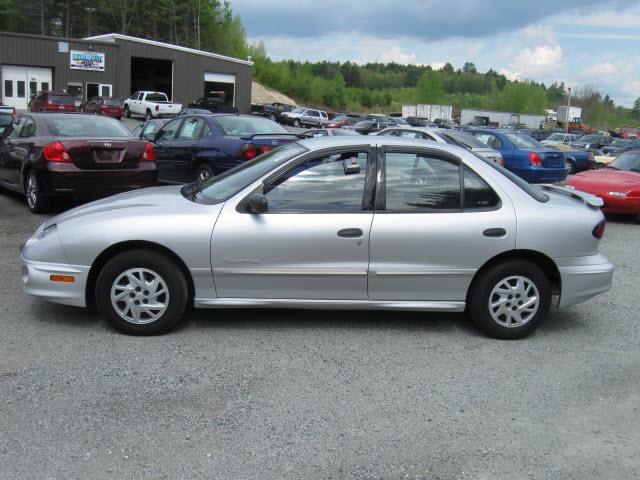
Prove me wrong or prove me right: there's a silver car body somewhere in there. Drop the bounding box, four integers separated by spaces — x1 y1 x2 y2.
377 126 503 164
21 136 613 314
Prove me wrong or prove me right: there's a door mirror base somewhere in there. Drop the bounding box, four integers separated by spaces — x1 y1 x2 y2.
247 193 268 214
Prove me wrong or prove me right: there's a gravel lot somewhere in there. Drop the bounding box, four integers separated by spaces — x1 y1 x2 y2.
1 163 639 479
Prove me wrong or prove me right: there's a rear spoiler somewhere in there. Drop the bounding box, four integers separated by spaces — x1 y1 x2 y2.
240 133 308 140
539 184 604 208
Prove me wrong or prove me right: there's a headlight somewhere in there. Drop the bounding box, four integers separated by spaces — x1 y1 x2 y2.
608 192 627 197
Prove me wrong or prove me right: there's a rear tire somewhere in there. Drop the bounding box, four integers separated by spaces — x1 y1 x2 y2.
124 105 131 118
24 170 51 214
269 113 277 122
565 159 576 175
194 164 214 182
145 109 153 121
468 260 551 339
95 249 189 335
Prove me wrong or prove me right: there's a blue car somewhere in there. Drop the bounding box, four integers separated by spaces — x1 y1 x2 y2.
470 128 568 183
148 114 300 183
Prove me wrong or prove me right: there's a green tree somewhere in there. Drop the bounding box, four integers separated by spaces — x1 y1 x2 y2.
632 98 640 120
417 71 445 104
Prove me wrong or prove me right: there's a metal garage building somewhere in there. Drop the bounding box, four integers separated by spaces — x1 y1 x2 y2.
0 31 253 112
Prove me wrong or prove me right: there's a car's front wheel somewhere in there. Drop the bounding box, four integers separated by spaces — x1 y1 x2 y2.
95 249 189 335
293 119 300 128
468 260 551 339
124 105 131 118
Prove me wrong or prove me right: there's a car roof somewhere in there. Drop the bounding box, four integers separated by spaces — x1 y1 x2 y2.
296 134 470 156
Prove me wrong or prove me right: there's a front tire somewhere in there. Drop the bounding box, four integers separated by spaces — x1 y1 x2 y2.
293 119 300 128
95 249 189 335
269 113 277 122
124 105 131 118
468 260 551 339
24 170 51 214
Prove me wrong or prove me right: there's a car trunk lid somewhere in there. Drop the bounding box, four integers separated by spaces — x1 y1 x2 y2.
57 138 146 170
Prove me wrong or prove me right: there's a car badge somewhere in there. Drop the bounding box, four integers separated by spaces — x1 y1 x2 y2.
103 143 112 148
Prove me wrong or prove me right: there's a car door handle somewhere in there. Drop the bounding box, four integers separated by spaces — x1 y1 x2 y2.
338 228 363 238
483 228 506 237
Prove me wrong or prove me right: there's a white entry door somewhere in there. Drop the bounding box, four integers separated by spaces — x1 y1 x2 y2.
2 65 52 110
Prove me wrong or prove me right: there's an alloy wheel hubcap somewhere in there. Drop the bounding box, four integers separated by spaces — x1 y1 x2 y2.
26 176 37 208
198 169 211 181
110 268 169 324
488 275 539 328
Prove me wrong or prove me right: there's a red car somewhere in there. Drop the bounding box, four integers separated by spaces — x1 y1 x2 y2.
83 96 124 119
29 91 75 112
325 115 361 128
619 126 639 139
566 151 640 222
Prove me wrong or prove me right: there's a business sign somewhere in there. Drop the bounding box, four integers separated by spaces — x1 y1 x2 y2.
69 50 105 71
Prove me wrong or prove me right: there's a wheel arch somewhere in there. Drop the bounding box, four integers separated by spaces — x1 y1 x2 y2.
466 249 561 304
85 240 195 308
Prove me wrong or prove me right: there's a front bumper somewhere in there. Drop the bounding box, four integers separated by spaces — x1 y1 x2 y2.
21 257 89 307
601 195 640 214
555 253 614 308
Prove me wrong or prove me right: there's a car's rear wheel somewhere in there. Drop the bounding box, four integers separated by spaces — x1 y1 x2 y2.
145 109 153 121
468 260 551 339
269 113 277 122
195 164 214 182
95 249 189 335
24 170 51 214
565 159 576 175
124 105 131 118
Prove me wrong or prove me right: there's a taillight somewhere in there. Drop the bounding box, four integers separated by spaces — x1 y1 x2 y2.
529 152 541 166
42 141 71 162
141 143 155 161
592 219 606 239
238 144 258 160
586 151 594 161
258 146 271 155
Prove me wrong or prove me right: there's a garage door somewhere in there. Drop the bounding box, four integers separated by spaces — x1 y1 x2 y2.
2 66 53 111
204 72 235 107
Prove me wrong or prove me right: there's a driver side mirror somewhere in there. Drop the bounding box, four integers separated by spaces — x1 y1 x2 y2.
247 192 268 214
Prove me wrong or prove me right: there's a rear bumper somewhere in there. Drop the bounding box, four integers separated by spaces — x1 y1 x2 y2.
555 253 614 308
44 162 157 197
21 257 89 307
511 166 569 183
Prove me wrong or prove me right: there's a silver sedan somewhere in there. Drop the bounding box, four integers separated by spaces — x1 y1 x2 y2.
20 136 614 339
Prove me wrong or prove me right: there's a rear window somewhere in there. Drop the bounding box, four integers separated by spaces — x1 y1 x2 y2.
44 115 133 137
503 132 544 148
50 95 74 104
475 153 549 202
215 116 289 136
145 93 168 102
103 98 121 107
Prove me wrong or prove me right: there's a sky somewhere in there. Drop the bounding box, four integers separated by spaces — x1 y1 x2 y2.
232 0 640 107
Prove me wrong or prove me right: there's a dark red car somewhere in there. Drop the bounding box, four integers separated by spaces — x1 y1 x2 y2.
83 97 124 119
566 151 640 222
325 114 361 128
0 113 157 213
29 91 75 113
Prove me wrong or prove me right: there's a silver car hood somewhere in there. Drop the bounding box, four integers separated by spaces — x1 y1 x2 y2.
50 186 194 226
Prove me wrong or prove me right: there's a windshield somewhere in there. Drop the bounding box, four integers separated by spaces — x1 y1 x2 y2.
546 133 564 141
290 108 305 114
332 129 360 136
193 143 307 203
44 115 133 137
579 135 598 142
355 121 372 127
103 98 121 107
145 93 168 102
610 152 640 171
441 131 488 149
50 95 74 104
610 140 628 147
215 116 290 136
503 132 544 148
0 113 13 127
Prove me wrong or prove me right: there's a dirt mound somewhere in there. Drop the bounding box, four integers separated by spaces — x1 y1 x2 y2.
251 81 297 106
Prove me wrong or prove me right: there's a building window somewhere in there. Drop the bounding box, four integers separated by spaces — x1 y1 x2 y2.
17 81 25 98
29 82 37 96
4 80 13 97
41 82 49 91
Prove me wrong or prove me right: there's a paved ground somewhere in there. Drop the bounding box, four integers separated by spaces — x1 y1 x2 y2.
1 187 639 479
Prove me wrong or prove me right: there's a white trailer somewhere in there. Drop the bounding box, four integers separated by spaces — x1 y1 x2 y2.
557 106 582 124
460 109 546 129
402 104 453 121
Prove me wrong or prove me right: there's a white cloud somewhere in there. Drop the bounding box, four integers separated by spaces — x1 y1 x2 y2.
501 44 563 80
582 62 617 79
566 3 640 28
379 46 417 65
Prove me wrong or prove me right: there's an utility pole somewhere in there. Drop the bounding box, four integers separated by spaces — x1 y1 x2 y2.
566 87 572 133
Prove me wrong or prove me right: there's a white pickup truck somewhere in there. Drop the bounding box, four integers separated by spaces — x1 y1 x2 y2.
124 91 182 120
